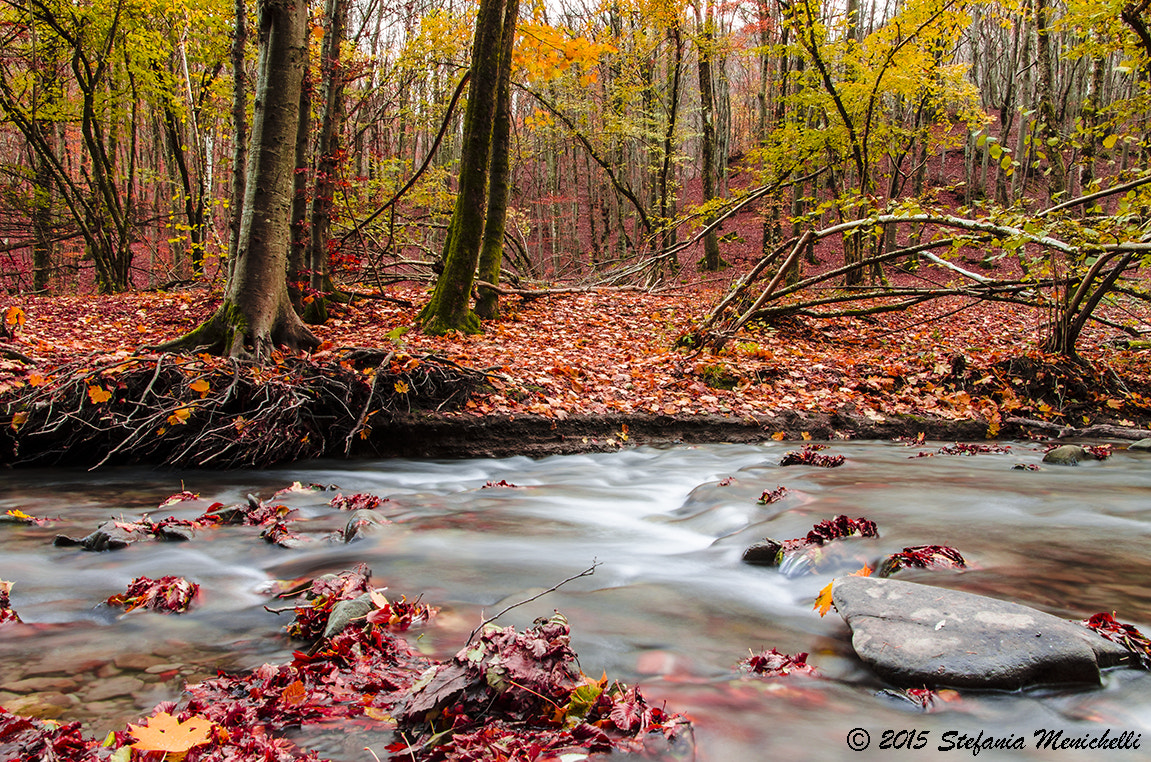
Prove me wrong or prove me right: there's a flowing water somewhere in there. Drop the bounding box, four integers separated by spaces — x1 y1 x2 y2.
2 441 1150 760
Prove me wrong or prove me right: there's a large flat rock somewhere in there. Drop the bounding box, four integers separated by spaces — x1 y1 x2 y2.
832 576 1133 689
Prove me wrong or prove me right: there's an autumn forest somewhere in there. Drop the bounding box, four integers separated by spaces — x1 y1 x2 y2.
3 0 1151 758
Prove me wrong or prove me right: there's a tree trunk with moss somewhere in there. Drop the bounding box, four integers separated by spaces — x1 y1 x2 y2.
475 0 519 321
417 0 512 334
160 0 318 360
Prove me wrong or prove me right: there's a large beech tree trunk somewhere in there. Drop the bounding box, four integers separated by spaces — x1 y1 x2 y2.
417 0 515 334
162 0 318 360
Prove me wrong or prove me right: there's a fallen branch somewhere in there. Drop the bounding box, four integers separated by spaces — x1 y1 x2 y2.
467 560 600 644
1004 416 1151 440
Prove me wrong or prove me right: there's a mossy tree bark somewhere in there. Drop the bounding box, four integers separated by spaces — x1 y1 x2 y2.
160 0 318 360
418 0 515 334
475 0 519 321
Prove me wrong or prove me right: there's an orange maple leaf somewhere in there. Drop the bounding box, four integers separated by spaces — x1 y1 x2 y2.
281 679 307 707
814 582 835 617
128 711 214 753
87 385 112 404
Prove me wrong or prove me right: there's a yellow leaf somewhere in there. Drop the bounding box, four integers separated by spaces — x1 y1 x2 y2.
87 386 112 404
771 431 786 441
190 379 211 395
6 509 32 519
10 411 27 429
814 581 834 617
850 564 873 577
394 380 410 394
128 712 214 753
168 407 192 426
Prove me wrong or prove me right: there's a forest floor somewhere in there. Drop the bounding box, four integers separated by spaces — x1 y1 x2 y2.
5 256 1151 464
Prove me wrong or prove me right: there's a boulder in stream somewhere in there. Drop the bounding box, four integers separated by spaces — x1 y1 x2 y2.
1127 438 1151 452
831 576 1133 689
1041 444 1093 465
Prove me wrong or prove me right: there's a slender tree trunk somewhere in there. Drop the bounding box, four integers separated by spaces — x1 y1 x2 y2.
228 0 248 278
1035 0 1066 203
696 7 725 271
417 0 513 334
475 0 520 320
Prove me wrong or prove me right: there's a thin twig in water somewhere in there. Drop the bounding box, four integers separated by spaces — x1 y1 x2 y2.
467 560 600 644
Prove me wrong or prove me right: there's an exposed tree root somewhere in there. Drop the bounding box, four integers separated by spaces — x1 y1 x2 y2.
0 350 483 468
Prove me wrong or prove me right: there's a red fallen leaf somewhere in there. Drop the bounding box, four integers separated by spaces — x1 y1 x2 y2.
106 575 198 614
158 490 199 508
879 545 967 577
738 648 817 677
1080 613 1151 668
757 485 788 504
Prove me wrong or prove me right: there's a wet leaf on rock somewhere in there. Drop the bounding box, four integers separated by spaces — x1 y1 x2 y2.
1080 613 1151 668
878 545 967 577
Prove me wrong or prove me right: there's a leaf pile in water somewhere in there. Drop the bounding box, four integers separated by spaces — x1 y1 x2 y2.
878 545 967 577
282 565 375 641
105 575 199 614
911 442 1012 457
0 579 20 624
395 611 690 759
757 485 788 505
1080 612 1151 668
329 492 385 511
738 648 817 678
781 515 878 554
0 707 112 761
1084 444 1113 460
780 444 845 468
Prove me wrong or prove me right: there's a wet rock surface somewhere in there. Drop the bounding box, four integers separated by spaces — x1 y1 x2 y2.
1042 444 1093 465
832 576 1133 689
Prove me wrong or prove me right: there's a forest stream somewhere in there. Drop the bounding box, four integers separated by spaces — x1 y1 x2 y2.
2 441 1150 760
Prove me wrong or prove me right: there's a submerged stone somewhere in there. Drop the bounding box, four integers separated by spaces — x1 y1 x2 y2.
831 576 1133 689
1127 438 1151 452
1042 445 1092 465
